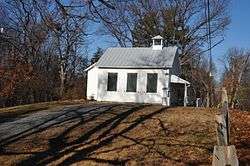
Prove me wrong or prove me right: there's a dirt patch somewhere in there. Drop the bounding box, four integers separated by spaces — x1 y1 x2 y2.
0 104 249 165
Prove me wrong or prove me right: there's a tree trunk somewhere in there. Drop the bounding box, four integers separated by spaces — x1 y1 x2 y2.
59 62 65 99
206 91 210 107
229 55 249 109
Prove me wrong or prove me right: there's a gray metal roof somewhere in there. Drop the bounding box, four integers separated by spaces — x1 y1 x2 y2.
95 46 178 68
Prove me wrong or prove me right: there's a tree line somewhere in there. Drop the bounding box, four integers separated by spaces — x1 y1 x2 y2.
0 0 249 110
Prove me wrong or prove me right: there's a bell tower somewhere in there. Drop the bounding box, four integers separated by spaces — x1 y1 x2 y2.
152 35 163 50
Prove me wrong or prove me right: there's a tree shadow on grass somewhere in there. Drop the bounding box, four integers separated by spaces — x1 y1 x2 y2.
0 104 119 148
1 105 215 165
14 104 153 165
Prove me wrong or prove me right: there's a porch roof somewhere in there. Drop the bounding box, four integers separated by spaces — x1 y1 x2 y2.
171 75 190 85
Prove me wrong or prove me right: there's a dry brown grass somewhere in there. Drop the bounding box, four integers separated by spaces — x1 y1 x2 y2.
230 110 250 165
0 104 249 166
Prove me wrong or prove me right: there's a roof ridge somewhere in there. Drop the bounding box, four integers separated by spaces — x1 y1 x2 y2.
109 47 151 49
108 46 176 49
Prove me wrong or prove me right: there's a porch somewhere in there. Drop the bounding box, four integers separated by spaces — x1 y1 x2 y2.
170 75 190 106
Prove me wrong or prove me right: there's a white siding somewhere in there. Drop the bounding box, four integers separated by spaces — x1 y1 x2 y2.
86 67 98 100
90 68 170 104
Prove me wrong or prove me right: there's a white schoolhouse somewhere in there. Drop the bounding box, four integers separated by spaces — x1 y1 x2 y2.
85 35 190 106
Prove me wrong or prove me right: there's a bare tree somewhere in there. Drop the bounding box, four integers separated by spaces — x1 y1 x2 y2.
222 48 250 109
87 0 230 64
0 0 88 107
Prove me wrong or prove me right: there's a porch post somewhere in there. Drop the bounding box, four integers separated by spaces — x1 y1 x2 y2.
162 87 167 106
162 69 170 106
184 83 187 106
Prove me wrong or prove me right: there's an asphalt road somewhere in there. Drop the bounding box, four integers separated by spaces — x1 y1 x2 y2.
0 103 116 146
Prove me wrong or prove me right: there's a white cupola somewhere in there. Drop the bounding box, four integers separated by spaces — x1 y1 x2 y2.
152 35 163 50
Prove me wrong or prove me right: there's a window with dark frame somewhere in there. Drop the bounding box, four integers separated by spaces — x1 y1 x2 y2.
146 73 158 93
107 73 117 91
126 73 137 92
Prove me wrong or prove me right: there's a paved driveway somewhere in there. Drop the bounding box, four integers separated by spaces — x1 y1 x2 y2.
0 103 116 146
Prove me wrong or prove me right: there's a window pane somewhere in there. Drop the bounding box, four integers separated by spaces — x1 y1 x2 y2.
107 73 117 91
146 73 158 93
126 73 137 92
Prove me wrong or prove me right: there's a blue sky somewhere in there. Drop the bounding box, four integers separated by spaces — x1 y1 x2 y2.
87 1 250 79
213 0 250 79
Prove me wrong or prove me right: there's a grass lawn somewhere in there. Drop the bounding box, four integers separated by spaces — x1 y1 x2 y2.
0 103 249 165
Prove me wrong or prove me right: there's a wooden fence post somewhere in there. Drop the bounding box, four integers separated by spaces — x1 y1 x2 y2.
221 88 230 145
212 146 239 166
212 88 238 166
215 113 228 146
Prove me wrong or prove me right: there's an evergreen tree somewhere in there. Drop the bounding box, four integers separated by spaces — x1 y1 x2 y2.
91 47 104 64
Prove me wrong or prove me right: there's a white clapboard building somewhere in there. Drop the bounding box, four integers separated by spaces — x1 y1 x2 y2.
85 35 190 106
